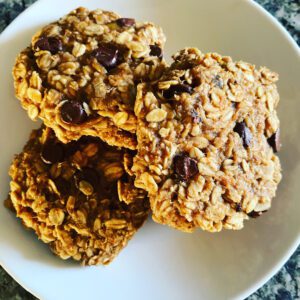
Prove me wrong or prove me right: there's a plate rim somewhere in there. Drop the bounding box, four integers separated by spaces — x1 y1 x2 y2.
0 0 299 299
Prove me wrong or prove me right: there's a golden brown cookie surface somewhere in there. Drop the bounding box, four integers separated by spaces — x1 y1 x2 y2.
132 48 282 232
8 127 148 265
13 7 166 148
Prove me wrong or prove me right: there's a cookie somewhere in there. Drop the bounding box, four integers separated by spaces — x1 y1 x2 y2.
132 48 282 232
13 7 166 148
8 127 148 265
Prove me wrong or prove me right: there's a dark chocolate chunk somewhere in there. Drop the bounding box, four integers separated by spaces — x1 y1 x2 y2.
70 229 77 239
78 136 100 145
41 142 64 164
34 36 62 54
116 18 135 27
64 141 80 157
54 177 71 196
150 45 163 59
163 84 193 99
234 121 252 148
82 168 99 188
173 153 199 181
248 211 262 218
75 167 99 190
60 101 87 124
42 188 56 202
191 77 201 88
231 102 237 109
267 129 281 153
171 192 178 202
91 43 119 69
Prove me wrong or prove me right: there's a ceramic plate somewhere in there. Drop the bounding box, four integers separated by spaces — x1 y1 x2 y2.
0 0 299 299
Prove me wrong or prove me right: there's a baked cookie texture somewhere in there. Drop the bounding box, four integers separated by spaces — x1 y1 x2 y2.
8 127 148 265
13 7 166 149
132 48 282 232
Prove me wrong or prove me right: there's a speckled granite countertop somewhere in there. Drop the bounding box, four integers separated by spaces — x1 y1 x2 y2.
0 0 299 299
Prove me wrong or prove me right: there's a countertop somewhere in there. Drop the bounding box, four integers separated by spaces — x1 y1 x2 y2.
0 0 299 299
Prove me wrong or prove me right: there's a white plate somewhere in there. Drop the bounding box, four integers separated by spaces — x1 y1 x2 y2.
0 0 299 299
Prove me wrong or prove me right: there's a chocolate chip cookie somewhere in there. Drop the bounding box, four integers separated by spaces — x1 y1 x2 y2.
13 7 166 149
132 48 282 232
7 127 148 265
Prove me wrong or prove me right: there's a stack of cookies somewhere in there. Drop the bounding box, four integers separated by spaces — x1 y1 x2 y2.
7 7 282 265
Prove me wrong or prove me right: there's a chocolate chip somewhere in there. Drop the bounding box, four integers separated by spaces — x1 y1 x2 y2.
75 167 99 190
191 77 201 88
82 168 99 188
54 177 71 196
163 84 193 99
173 153 199 181
78 136 100 145
34 37 62 54
267 129 281 153
191 109 201 123
42 188 56 202
109 197 122 210
91 44 119 69
64 141 80 157
171 192 178 202
248 211 262 218
120 173 130 183
235 203 242 212
60 101 87 124
116 18 135 27
231 102 237 109
213 75 223 89
41 142 64 164
234 122 252 148
70 229 77 239
150 45 163 59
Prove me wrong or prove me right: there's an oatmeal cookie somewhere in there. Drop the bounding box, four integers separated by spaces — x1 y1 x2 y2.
13 7 166 148
8 127 148 265
132 48 282 232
